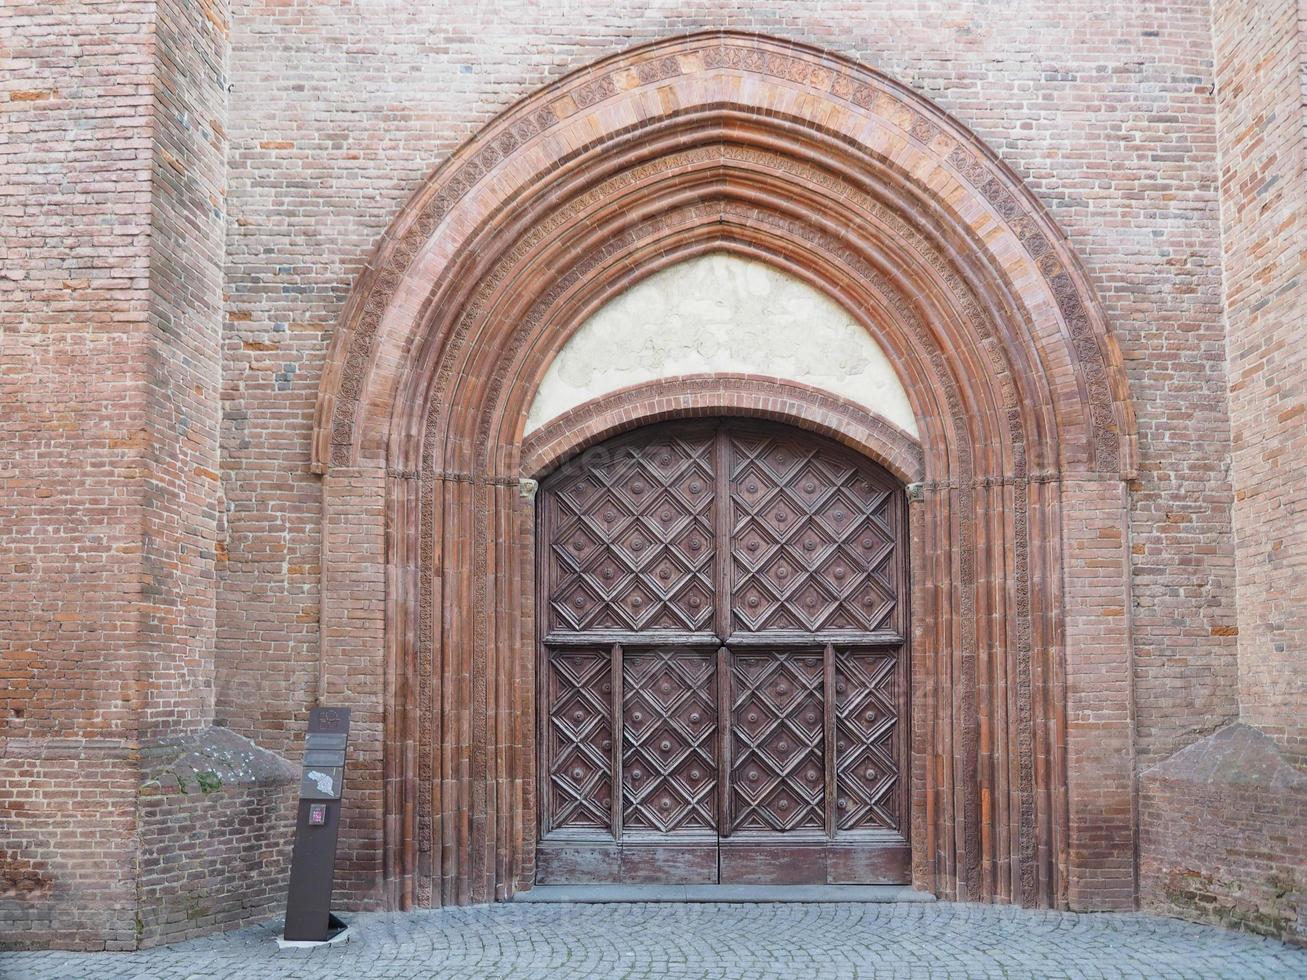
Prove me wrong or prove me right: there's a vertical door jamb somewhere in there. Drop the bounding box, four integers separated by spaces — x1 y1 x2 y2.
717 645 731 843
824 642 837 840
712 423 731 643
610 642 623 841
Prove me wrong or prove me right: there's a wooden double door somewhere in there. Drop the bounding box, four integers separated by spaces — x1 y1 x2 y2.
536 420 909 885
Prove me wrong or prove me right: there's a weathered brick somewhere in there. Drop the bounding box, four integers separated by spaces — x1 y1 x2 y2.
3 0 1304 953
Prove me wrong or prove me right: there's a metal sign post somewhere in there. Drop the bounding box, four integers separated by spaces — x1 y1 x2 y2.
283 707 351 942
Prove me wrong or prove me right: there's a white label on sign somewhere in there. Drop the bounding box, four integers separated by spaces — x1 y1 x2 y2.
306 770 335 796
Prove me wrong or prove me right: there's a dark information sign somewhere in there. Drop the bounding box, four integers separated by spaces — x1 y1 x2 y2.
283 707 351 942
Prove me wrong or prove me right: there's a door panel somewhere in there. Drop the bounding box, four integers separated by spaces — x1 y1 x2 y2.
727 428 899 635
719 840 828 885
545 649 613 831
537 420 908 886
834 650 902 831
728 650 825 833
547 426 716 635
622 648 718 833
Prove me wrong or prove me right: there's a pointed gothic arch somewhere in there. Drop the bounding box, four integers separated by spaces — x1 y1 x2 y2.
314 32 1138 911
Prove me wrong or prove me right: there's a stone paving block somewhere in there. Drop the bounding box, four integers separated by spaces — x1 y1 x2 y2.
4 902 1307 979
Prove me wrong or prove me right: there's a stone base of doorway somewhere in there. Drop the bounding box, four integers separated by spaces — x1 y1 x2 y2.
515 884 936 903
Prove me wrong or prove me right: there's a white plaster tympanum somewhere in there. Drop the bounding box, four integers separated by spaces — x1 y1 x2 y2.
524 253 918 436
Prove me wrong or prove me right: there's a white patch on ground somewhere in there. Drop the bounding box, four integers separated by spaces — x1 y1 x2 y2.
524 253 918 436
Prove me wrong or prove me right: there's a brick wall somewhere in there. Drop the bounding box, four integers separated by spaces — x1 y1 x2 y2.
1140 725 1306 945
143 0 230 734
137 781 296 946
0 0 155 951
1132 0 1307 943
11 0 1304 949
318 470 388 909
1 0 299 951
217 0 1238 815
1211 0 1307 763
0 0 153 741
0 743 138 950
136 727 297 947
1061 480 1136 910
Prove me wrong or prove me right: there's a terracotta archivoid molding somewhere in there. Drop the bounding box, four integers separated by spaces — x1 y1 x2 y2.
312 32 1139 913
520 376 925 485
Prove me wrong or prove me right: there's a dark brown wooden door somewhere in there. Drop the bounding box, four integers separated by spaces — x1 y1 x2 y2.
537 420 908 885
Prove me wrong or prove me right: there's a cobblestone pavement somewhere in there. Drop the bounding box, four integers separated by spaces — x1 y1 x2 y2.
5 902 1307 980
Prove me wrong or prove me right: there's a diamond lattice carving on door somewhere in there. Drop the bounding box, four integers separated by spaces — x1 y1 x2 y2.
537 420 908 886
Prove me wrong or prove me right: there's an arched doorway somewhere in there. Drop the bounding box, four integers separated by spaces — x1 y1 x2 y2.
313 32 1139 912
536 419 909 884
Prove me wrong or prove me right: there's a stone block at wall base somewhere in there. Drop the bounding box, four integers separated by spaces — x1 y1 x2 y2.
1140 723 1307 946
136 727 297 948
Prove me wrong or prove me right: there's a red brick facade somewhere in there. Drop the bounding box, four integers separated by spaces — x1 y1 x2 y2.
1211 0 1307 763
1 0 152 945
1132 0 1307 941
1 0 298 952
1140 725 1307 943
2 0 1303 951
